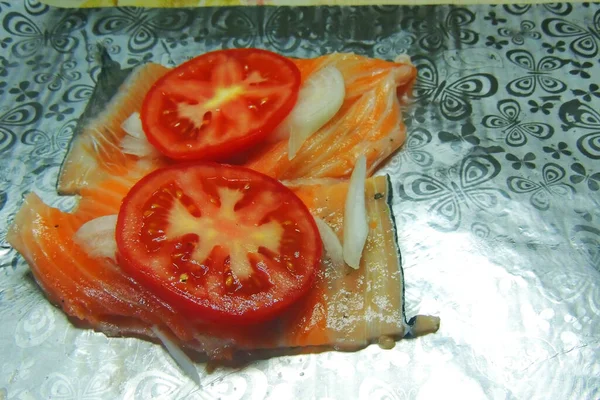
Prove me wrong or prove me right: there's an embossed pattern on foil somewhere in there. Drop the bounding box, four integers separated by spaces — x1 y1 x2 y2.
1 1 599 399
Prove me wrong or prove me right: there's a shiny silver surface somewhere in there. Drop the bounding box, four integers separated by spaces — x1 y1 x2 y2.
1 2 599 399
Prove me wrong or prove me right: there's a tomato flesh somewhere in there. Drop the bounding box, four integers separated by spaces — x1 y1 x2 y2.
116 163 322 324
141 49 301 161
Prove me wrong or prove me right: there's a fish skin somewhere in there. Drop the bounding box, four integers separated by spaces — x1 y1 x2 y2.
57 49 169 195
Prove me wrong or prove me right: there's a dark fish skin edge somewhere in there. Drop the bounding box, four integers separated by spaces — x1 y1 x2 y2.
57 45 136 194
385 174 411 328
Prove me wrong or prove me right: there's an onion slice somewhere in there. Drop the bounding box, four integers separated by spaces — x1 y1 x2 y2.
343 155 368 269
314 217 344 269
151 325 201 386
73 215 118 261
121 112 144 138
120 112 160 158
394 54 412 64
274 66 345 159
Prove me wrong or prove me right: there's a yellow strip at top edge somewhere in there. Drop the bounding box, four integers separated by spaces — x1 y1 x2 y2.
40 0 592 8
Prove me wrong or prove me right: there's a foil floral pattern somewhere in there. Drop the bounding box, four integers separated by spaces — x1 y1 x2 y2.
1 1 599 399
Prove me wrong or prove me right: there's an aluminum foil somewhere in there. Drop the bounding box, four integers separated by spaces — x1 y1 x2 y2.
1 1 600 399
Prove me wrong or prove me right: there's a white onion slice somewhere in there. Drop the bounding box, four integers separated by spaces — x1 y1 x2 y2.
120 134 160 158
73 215 118 261
274 66 345 159
314 217 344 269
120 112 160 158
394 54 412 64
121 112 144 138
151 326 201 386
343 155 368 269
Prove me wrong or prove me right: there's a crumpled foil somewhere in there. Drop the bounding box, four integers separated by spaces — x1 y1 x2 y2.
1 1 599 399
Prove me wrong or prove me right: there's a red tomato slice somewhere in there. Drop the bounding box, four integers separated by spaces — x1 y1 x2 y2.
116 163 322 324
141 49 301 161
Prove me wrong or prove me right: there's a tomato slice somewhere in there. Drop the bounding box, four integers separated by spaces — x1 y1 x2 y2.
141 49 301 161
116 163 322 324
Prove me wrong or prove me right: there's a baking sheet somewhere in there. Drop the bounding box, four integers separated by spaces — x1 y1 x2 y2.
1 1 600 399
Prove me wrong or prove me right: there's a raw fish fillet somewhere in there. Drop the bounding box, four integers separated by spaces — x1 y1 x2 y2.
8 49 436 360
57 52 415 194
8 174 438 359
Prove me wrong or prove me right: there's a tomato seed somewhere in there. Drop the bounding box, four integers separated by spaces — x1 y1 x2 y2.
179 273 188 283
180 123 197 139
225 275 234 287
202 112 212 125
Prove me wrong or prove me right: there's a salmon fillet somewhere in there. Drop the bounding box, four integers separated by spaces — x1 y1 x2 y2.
241 54 415 180
9 50 437 360
7 174 438 359
57 53 416 194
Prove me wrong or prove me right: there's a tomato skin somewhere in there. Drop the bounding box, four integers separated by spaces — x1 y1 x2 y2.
116 162 322 325
141 49 301 162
